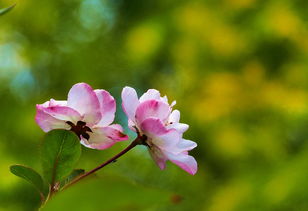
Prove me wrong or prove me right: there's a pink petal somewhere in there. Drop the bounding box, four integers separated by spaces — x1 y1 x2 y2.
37 104 82 122
139 89 161 102
135 100 171 124
35 105 71 132
140 118 180 150
94 89 116 126
169 110 180 123
121 86 140 121
108 124 124 131
149 146 167 170
166 152 198 175
81 126 128 150
100 126 128 141
67 83 101 125
140 118 169 136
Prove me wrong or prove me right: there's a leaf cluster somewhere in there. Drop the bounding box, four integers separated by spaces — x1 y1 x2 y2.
10 130 83 205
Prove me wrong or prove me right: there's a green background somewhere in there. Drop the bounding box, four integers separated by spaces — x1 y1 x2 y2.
1 0 308 210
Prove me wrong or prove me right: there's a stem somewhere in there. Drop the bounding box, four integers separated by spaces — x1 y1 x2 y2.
63 136 142 190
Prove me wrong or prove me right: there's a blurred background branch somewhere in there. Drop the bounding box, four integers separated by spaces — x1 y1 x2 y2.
0 3 15 16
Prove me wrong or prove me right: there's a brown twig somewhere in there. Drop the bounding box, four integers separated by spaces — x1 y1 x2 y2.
63 136 145 190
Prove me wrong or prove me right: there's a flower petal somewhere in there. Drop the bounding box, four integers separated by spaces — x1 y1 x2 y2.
37 104 82 122
121 86 140 122
149 146 167 170
161 96 168 104
49 99 67 106
81 126 128 150
128 119 137 132
169 110 180 123
139 89 161 102
141 118 180 150
135 100 171 124
108 124 124 131
166 152 198 175
35 105 71 132
99 126 128 141
167 123 189 133
67 83 101 125
140 118 168 136
177 139 197 151
95 89 116 126
170 101 176 107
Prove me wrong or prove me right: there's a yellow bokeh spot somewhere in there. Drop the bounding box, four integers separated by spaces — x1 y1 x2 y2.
174 3 209 35
261 82 308 114
215 126 247 157
195 73 243 122
174 2 246 56
126 22 164 63
264 173 294 204
267 3 301 38
206 25 246 56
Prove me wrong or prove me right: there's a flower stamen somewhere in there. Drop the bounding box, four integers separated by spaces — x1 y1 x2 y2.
66 121 92 140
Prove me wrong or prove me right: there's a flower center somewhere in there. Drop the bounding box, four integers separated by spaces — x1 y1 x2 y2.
66 121 92 140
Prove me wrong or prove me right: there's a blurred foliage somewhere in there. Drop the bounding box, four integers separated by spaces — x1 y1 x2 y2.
1 0 308 210
0 4 15 16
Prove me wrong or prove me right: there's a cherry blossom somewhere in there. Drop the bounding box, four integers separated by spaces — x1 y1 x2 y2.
122 87 197 175
36 83 128 150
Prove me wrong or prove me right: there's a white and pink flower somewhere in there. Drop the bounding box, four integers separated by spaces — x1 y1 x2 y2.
121 87 197 175
35 83 128 150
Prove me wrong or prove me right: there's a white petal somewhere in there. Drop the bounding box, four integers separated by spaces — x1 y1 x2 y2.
139 89 161 102
169 110 180 123
167 122 189 133
121 86 140 121
177 139 197 151
49 99 67 106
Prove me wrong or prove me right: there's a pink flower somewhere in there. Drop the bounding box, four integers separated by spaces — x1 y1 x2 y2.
121 87 197 175
35 83 128 150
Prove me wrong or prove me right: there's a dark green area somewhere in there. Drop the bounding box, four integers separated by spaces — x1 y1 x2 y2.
10 165 49 201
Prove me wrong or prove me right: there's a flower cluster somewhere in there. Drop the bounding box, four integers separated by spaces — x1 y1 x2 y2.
36 83 197 175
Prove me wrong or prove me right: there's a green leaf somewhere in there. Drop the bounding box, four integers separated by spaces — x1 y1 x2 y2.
10 165 49 201
0 4 16 16
41 129 81 187
60 169 85 188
